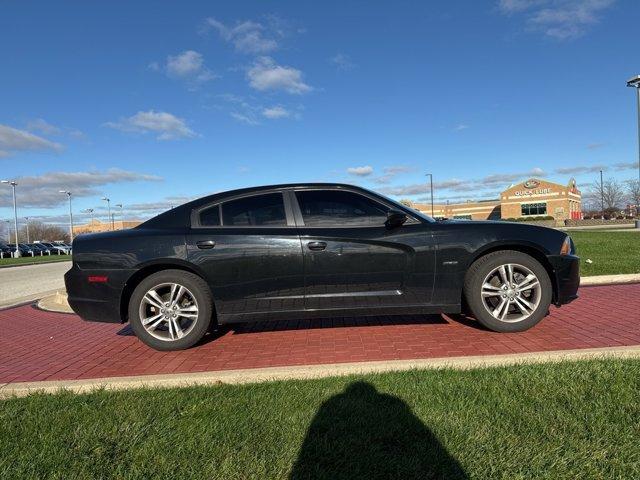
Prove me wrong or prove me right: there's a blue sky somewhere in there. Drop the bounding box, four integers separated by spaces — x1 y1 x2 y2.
1 0 639 225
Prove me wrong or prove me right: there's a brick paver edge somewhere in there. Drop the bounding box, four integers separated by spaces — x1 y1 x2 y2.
2 345 639 399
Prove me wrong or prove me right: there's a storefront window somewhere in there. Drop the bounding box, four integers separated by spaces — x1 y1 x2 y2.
521 203 547 216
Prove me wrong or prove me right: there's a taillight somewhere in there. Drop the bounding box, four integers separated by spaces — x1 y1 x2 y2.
560 236 572 256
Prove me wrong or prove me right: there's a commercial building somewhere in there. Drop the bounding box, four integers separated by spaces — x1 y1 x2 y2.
411 178 582 221
74 219 142 234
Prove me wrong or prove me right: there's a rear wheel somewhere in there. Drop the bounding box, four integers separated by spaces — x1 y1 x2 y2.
129 269 213 350
464 250 552 332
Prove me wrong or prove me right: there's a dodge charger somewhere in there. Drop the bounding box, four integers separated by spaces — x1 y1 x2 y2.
65 183 580 350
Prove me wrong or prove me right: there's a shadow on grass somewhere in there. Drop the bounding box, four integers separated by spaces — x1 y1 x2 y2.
290 381 468 480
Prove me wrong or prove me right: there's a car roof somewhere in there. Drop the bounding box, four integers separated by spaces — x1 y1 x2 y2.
140 183 384 229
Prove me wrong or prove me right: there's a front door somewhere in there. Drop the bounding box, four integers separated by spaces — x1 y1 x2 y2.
292 188 435 312
187 191 304 320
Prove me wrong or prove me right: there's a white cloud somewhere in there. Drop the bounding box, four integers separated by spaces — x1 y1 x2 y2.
25 118 86 140
164 50 216 85
230 111 260 126
105 110 197 140
374 165 414 184
330 53 356 71
0 124 63 158
453 124 469 131
25 118 62 136
347 166 374 177
262 106 291 119
498 0 616 40
247 57 312 94
203 17 279 54
0 169 162 208
379 168 548 196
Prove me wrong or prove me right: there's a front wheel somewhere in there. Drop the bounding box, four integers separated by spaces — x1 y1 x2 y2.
129 269 213 350
464 250 552 332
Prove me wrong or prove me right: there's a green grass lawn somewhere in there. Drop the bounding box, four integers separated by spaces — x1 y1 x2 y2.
569 231 640 276
1 359 639 479
0 255 71 267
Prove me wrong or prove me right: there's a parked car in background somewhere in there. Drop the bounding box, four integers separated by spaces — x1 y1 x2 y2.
8 243 35 256
28 243 51 255
66 183 580 351
0 242 12 258
40 242 70 255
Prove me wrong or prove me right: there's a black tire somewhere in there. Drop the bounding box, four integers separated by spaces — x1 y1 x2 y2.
129 269 214 351
463 250 552 333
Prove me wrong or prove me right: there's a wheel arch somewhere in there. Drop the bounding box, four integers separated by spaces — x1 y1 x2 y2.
463 243 557 305
119 260 212 323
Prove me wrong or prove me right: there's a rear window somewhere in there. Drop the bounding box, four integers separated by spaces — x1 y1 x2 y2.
220 192 287 227
199 205 220 226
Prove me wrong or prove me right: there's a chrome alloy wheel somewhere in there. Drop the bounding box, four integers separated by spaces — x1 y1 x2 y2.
138 282 199 341
480 263 542 323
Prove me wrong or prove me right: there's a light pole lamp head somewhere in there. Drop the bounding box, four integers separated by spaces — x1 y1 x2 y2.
627 75 640 88
59 190 71 196
2 180 17 186
102 197 110 202
115 203 122 208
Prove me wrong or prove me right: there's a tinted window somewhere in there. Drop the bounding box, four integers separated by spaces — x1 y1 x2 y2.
222 193 287 226
296 190 389 226
199 205 220 226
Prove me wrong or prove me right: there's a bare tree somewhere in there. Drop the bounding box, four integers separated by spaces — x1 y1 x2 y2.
18 221 69 243
585 177 625 214
399 199 413 207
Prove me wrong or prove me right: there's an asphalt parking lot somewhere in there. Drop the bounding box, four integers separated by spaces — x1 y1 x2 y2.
1 283 638 384
0 261 70 307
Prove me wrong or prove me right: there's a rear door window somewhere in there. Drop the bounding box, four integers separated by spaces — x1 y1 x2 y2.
221 193 287 226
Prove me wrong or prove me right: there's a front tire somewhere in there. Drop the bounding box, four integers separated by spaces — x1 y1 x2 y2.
129 269 213 351
464 250 552 332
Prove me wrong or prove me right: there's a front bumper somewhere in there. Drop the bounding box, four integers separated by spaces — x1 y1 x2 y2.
547 254 580 306
64 264 134 323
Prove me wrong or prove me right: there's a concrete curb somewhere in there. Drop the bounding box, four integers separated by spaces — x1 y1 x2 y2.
580 273 640 286
0 289 62 310
0 259 71 269
2 345 640 399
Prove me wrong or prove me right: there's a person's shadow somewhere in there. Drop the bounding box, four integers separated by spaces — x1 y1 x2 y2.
290 381 468 480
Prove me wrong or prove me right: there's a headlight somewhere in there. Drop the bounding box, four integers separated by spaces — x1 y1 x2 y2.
560 235 573 255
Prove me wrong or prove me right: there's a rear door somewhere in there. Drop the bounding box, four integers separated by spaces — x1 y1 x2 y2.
186 190 305 319
291 188 435 312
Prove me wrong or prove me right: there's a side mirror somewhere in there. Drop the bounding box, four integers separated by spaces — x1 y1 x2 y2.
385 210 408 228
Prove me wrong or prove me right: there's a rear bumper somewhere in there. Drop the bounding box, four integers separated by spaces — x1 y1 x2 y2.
64 264 133 323
547 254 580 306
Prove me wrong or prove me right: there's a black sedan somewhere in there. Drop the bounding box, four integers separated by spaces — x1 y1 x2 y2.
65 183 579 350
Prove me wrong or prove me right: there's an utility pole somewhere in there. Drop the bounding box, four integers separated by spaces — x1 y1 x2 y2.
1 180 20 257
425 173 434 217
599 170 604 223
102 197 112 230
24 217 30 243
59 190 74 241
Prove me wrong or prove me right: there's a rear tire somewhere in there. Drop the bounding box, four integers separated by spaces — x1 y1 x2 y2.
464 250 552 332
129 269 213 351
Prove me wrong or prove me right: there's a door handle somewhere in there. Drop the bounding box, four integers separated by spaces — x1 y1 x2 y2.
307 241 327 251
196 240 216 249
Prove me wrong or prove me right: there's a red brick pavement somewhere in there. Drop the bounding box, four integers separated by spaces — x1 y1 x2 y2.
0 284 638 384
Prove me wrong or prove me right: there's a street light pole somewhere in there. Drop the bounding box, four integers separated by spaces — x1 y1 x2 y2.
83 208 95 232
1 180 20 257
102 197 112 230
59 190 74 241
24 217 30 243
599 170 604 223
627 75 640 213
425 173 434 217
115 203 124 229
